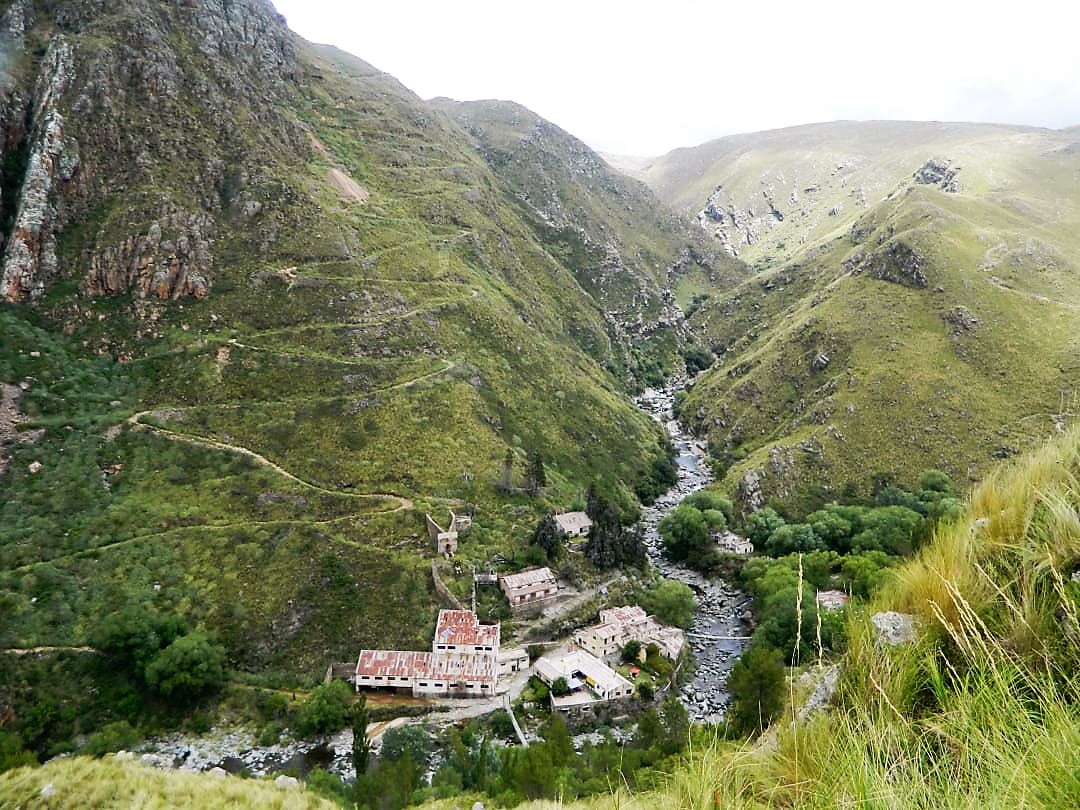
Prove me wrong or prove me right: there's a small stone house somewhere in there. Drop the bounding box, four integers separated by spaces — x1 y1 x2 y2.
500 566 559 610
427 510 471 556
554 511 593 538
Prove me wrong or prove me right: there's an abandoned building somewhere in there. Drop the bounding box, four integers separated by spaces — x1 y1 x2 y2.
713 530 755 555
816 589 850 610
499 566 559 610
354 610 500 697
554 511 593 538
426 510 472 556
572 605 685 662
535 648 635 706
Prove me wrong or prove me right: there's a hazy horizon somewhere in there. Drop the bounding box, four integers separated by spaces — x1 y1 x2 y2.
270 0 1080 155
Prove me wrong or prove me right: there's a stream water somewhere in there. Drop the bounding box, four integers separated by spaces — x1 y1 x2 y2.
636 384 752 724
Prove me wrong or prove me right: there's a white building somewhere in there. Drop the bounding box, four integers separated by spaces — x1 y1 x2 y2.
713 530 754 555
554 511 593 538
535 648 634 702
816 589 849 610
355 610 500 697
572 605 685 662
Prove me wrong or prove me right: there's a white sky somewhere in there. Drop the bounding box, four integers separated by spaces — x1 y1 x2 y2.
270 0 1080 156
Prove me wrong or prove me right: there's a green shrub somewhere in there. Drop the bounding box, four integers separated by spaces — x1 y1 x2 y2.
293 680 353 738
82 721 140 757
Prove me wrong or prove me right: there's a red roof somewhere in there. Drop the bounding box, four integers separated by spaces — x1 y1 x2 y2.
355 650 433 678
435 610 500 648
355 648 496 683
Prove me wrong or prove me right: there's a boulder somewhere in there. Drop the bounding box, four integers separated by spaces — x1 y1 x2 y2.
140 753 171 769
41 784 57 798
208 766 228 778
871 611 919 646
275 774 300 790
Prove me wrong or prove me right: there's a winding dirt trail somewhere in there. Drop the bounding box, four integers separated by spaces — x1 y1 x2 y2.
123 356 460 513
126 416 414 513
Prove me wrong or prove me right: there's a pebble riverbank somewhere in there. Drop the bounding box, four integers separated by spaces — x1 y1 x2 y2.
636 385 752 725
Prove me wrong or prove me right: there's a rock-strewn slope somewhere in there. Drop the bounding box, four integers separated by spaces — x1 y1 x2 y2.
628 121 1080 511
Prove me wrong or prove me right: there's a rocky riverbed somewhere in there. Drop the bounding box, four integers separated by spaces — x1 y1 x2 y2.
637 384 752 725
137 725 355 780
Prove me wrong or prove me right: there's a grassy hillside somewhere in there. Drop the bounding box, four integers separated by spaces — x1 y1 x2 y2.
417 425 1080 809
430 98 745 380
0 755 337 808
629 122 1080 512
0 0 699 754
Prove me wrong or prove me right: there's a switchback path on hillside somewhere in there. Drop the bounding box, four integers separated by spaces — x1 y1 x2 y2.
123 356 461 513
127 413 413 513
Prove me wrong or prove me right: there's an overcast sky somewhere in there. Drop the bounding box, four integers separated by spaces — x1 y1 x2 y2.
270 0 1080 156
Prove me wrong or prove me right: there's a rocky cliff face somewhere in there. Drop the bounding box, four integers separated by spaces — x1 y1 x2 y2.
0 0 301 305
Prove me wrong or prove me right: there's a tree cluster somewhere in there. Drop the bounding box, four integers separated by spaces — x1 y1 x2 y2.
583 487 646 569
91 607 227 704
657 489 733 569
748 469 961 558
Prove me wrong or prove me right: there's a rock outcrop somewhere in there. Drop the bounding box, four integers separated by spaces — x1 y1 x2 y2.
84 213 213 300
0 0 302 305
0 36 77 302
871 611 919 646
914 158 961 192
850 241 929 288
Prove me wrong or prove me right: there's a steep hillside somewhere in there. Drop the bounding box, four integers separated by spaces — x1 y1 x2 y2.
632 122 1080 511
0 0 699 738
430 98 744 376
635 121 1052 265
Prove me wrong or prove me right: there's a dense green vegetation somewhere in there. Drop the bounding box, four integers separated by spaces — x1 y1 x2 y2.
304 695 699 809
0 0 707 765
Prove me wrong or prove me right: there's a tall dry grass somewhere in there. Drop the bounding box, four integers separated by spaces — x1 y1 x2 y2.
0 755 337 809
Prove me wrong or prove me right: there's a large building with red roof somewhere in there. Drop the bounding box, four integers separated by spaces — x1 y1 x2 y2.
354 610 500 697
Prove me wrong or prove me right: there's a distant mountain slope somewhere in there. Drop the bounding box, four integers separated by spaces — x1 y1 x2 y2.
637 120 1058 264
0 0 701 695
430 98 744 377
629 121 1080 511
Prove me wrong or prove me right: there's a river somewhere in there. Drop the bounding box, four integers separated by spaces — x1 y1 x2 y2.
636 384 752 724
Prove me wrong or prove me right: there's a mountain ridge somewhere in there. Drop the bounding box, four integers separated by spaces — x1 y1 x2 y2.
0 0 707 734
609 118 1080 513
